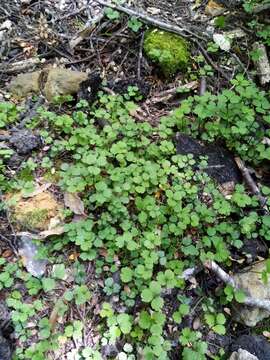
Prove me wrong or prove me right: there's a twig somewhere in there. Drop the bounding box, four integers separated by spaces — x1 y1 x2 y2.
253 2 270 13
148 80 198 103
199 76 206 96
204 260 270 312
0 233 18 255
94 0 208 41
194 39 231 81
69 12 105 49
235 157 268 212
0 58 43 74
93 1 234 81
252 42 270 85
137 31 144 80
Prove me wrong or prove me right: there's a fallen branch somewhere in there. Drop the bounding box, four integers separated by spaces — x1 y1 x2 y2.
235 157 268 212
252 42 270 85
199 77 207 96
0 58 43 74
137 31 145 80
148 80 198 103
204 260 270 312
93 1 233 81
69 11 105 49
94 0 208 41
253 2 270 13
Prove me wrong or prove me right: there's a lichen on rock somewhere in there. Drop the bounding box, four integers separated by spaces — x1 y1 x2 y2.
143 29 190 78
10 191 61 231
233 261 270 327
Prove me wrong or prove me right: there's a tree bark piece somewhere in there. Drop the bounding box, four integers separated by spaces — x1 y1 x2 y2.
252 42 270 85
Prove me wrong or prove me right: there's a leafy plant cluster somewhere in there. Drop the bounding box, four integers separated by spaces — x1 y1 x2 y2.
1 77 270 358
14 86 268 359
167 74 270 164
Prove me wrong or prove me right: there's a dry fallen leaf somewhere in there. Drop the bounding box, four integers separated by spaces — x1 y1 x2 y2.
64 192 85 215
193 317 201 330
1 249 13 258
205 0 225 16
69 252 80 261
263 331 270 339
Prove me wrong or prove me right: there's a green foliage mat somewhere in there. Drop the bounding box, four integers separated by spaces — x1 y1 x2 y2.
0 78 270 359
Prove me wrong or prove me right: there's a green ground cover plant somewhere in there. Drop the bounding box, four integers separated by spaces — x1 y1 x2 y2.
1 76 270 359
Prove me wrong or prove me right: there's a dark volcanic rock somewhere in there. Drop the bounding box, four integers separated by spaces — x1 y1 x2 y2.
0 331 12 360
77 73 102 103
231 335 270 360
107 79 150 99
101 344 118 358
9 129 41 155
175 133 241 184
7 153 25 169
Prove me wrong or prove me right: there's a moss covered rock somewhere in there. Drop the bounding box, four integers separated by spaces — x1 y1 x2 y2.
143 29 190 78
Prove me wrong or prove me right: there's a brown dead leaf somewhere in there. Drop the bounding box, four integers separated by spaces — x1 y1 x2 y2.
224 307 231 315
205 0 225 16
1 249 13 258
193 318 201 330
99 248 108 257
218 181 235 198
64 192 85 215
69 252 80 261
263 331 270 339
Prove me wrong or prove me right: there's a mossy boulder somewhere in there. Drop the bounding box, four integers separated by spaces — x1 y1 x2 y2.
143 29 190 78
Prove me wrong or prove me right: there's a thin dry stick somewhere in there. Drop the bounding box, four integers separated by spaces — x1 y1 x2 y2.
235 157 268 211
199 76 207 96
253 2 270 13
149 80 198 103
94 0 207 41
94 1 233 81
137 31 145 80
204 260 270 312
252 42 270 85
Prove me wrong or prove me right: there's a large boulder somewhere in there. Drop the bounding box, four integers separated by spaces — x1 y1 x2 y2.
233 261 270 327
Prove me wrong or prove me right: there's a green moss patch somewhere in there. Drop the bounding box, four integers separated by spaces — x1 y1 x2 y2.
143 29 190 77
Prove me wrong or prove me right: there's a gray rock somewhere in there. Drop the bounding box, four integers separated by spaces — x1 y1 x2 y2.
233 261 270 327
231 335 270 360
9 129 41 155
229 349 258 360
18 235 47 278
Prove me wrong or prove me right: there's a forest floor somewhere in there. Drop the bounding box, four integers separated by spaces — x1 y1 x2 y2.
0 0 270 360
